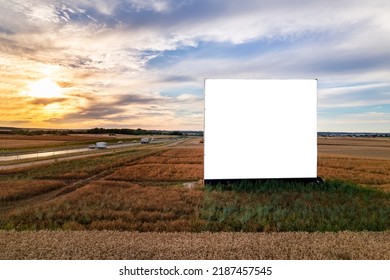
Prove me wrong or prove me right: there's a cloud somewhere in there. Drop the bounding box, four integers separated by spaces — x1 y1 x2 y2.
176 93 200 101
3 0 385 80
129 0 171 13
69 105 126 120
0 0 388 130
63 0 120 16
319 83 390 108
161 75 196 83
114 94 164 105
29 97 69 105
47 90 204 129
318 111 390 132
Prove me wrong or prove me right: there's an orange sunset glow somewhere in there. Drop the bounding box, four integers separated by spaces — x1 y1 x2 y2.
0 1 389 131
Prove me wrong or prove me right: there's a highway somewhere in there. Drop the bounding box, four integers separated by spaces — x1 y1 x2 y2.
0 138 176 169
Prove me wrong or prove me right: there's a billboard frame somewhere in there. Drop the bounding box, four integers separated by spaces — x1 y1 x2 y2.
204 78 319 185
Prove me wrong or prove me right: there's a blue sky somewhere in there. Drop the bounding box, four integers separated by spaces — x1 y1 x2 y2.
0 0 389 131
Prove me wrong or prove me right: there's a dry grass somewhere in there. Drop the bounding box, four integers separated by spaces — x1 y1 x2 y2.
0 148 157 180
108 163 203 182
318 155 390 191
0 139 66 149
0 180 65 202
4 180 204 231
0 138 389 259
0 134 108 142
0 230 389 259
137 148 203 164
138 156 202 164
317 137 390 192
0 143 206 231
159 148 204 158
0 134 110 150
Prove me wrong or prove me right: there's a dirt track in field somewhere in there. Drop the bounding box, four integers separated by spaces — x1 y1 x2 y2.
0 172 108 215
0 148 167 215
1 137 389 260
1 230 389 260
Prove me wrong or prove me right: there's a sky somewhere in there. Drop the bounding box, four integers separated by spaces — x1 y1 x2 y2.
0 0 389 132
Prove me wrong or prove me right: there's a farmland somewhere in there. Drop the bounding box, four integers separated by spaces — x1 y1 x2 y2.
318 137 390 192
0 134 146 154
1 230 389 260
0 136 389 259
0 134 110 151
318 137 390 160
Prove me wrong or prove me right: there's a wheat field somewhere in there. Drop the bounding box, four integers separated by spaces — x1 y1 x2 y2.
318 137 390 192
1 230 389 259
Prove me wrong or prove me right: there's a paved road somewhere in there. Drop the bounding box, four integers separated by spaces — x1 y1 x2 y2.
0 140 168 162
0 147 95 161
0 151 113 171
0 139 175 170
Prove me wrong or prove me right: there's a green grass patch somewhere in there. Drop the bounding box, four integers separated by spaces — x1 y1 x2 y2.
202 180 390 232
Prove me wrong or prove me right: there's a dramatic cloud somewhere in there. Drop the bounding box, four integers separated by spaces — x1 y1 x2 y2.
0 0 388 131
29 97 69 106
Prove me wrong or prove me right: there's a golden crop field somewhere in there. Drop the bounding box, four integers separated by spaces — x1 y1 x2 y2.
0 134 109 142
318 137 390 160
0 139 67 149
1 230 389 260
0 134 111 150
0 136 389 259
0 180 65 202
318 137 390 192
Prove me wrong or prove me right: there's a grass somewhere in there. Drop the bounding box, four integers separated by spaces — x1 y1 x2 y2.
107 148 203 182
136 148 204 164
318 156 390 187
202 180 390 232
1 181 204 231
0 180 66 202
107 163 203 182
1 179 389 232
0 144 205 231
0 146 160 179
1 137 389 260
0 138 389 233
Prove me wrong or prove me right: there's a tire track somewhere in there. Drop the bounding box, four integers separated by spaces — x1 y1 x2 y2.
0 147 170 216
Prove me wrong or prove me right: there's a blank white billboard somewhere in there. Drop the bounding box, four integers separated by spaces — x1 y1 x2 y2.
204 79 317 180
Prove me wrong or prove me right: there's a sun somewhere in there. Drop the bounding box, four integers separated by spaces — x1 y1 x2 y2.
21 78 64 98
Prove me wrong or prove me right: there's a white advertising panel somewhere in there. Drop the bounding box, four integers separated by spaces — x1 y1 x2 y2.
204 79 317 180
